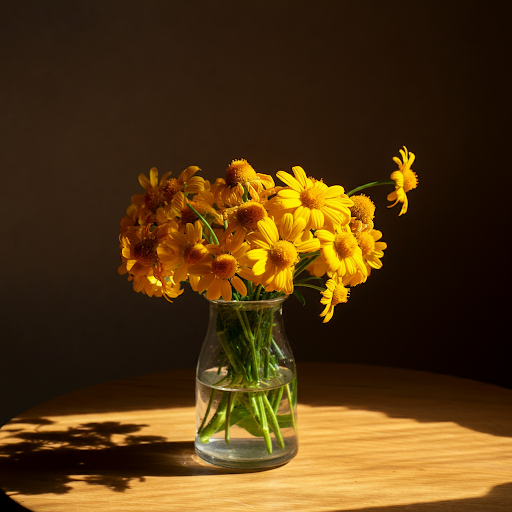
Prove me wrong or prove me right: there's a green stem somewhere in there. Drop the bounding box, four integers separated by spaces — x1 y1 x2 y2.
294 252 320 278
257 394 272 454
186 201 219 245
285 384 297 433
272 385 284 414
262 393 285 448
225 392 236 444
198 387 216 432
254 284 263 301
199 392 229 443
294 283 325 292
346 179 394 197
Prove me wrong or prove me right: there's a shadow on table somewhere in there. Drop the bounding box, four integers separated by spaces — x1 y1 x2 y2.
1 417 512 508
0 417 260 498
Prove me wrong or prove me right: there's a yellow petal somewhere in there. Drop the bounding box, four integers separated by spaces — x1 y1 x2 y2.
324 185 345 198
296 238 320 252
291 166 308 189
278 189 300 199
206 278 222 300
149 167 159 187
138 173 152 191
310 209 325 229
257 217 279 245
276 170 303 192
231 276 247 297
280 213 294 240
197 273 215 292
221 279 232 301
252 259 267 275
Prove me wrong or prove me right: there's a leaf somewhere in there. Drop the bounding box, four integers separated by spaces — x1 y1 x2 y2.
292 289 306 306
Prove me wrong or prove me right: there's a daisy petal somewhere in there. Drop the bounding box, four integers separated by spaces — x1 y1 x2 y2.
276 171 303 192
221 279 232 301
231 276 247 297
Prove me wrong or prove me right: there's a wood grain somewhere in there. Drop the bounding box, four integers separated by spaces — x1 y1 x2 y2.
1 363 511 511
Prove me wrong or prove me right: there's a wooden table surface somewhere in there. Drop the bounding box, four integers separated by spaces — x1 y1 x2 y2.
1 363 511 511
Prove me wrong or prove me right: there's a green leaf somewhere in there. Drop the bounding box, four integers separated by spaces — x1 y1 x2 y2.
292 289 306 306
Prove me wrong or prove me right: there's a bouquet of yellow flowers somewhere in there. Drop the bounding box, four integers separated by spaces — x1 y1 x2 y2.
118 147 418 468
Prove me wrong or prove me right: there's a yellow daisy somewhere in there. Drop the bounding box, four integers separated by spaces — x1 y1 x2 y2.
161 191 223 232
215 159 275 206
349 194 375 232
188 231 251 301
387 147 418 216
341 229 386 286
315 227 367 280
319 278 350 323
270 166 353 231
158 221 212 284
225 200 269 241
131 167 171 215
120 224 170 277
244 215 320 295
161 165 204 204
128 272 184 300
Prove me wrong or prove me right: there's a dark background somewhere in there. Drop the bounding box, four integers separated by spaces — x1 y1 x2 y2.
1 0 511 429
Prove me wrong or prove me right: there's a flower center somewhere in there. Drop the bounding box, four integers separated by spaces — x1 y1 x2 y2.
332 283 349 305
268 241 298 270
236 201 267 231
183 243 209 265
133 238 159 266
403 169 419 192
225 159 257 187
211 253 238 279
180 201 205 225
144 189 165 212
162 178 183 203
333 232 358 259
300 186 326 210
356 232 375 256
350 195 375 224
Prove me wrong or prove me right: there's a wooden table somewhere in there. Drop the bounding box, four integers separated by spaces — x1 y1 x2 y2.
1 363 511 511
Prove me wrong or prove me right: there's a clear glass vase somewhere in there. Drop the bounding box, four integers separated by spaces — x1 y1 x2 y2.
195 296 298 469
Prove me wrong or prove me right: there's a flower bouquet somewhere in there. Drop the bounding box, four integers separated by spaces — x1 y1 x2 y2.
118 148 418 468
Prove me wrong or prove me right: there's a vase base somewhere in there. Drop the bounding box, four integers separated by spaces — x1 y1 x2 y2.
194 437 298 470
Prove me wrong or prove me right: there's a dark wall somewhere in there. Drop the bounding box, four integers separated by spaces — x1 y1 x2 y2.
1 0 510 426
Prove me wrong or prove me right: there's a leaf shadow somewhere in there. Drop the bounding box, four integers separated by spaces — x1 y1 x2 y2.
0 418 249 497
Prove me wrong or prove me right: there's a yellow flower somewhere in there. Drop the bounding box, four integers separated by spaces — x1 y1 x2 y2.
342 229 387 286
158 221 213 285
319 278 349 323
270 166 353 231
387 147 418 216
120 224 170 276
131 167 171 214
128 273 184 300
131 166 205 220
225 200 269 241
188 230 251 301
162 165 204 203
349 194 375 231
315 227 367 279
215 159 275 206
163 191 223 231
245 215 320 295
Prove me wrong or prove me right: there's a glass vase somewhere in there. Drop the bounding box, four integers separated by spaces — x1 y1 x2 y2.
195 296 298 469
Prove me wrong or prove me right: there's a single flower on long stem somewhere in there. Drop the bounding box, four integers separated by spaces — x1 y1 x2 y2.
387 146 418 216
